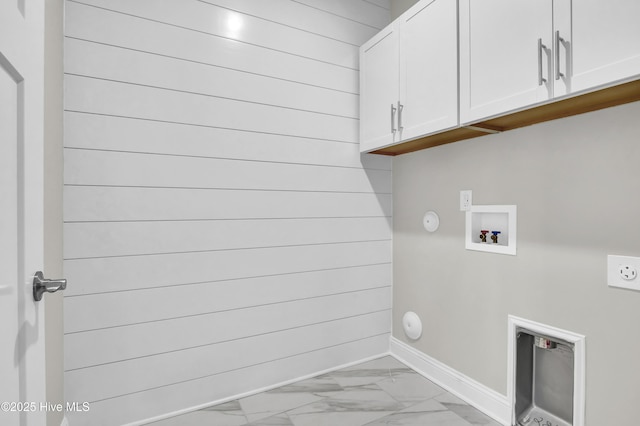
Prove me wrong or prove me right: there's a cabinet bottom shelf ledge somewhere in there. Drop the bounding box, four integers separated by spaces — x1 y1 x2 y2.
371 78 640 156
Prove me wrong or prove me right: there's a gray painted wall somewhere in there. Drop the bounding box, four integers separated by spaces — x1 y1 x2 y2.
390 0 419 20
393 100 640 425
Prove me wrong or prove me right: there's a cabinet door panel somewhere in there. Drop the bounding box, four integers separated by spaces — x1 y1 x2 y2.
460 0 553 123
399 0 458 140
360 24 399 153
569 0 640 93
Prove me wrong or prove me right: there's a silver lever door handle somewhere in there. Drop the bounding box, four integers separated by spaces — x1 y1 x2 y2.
33 271 67 301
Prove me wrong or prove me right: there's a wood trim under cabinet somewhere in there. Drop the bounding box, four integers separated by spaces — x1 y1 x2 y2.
371 79 640 156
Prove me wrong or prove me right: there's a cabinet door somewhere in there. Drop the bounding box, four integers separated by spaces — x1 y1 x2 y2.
567 0 640 94
399 0 458 141
459 0 553 124
360 23 399 153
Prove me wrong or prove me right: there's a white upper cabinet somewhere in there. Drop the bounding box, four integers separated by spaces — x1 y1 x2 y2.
567 0 640 94
459 0 553 124
460 0 640 124
399 0 458 142
361 0 640 154
360 0 458 153
360 24 399 153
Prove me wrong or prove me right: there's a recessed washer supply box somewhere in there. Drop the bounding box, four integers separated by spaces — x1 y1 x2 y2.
465 205 517 255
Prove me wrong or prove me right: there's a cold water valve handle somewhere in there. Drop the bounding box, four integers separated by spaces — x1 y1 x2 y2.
491 231 501 244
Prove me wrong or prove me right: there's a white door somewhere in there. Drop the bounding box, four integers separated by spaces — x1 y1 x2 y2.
359 22 399 153
0 2 47 425
568 0 640 94
459 0 553 124
399 0 458 141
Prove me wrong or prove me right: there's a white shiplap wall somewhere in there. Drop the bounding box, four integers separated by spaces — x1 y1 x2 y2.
63 1 391 424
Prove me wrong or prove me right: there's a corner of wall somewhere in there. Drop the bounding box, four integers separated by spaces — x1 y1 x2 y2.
44 0 65 425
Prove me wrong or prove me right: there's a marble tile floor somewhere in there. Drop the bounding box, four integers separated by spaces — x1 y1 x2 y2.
147 356 502 426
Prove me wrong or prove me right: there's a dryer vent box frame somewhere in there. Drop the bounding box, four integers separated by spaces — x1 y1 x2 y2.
508 316 586 426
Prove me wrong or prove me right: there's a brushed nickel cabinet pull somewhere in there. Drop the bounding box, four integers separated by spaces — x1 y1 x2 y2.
555 30 565 80
390 103 397 133
538 38 548 86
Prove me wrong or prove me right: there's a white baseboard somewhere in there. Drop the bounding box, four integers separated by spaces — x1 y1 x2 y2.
389 336 510 426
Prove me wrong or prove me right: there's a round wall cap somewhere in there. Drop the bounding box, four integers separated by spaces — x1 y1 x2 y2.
402 311 423 340
422 211 440 232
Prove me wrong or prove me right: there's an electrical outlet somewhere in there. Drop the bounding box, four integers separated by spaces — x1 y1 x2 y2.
619 265 637 281
608 255 640 291
460 190 472 211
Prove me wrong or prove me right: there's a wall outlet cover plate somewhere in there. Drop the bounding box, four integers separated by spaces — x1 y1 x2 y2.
460 190 472 211
607 255 640 291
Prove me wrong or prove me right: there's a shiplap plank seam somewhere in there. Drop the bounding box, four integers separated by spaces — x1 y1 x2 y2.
87 332 391 404
195 0 381 45
68 0 359 70
65 308 392 372
63 146 390 172
71 0 361 69
290 0 386 30
64 1 360 93
64 239 392 262
363 0 391 11
64 110 358 145
64 184 392 195
195 0 365 47
62 112 392 170
65 73 358 120
65 217 392 224
64 285 392 335
65 35 359 95
63 261 392 298
63 186 392 222
66 312 391 402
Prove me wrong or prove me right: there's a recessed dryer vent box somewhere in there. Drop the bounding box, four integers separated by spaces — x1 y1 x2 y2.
465 205 517 255
508 316 586 426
